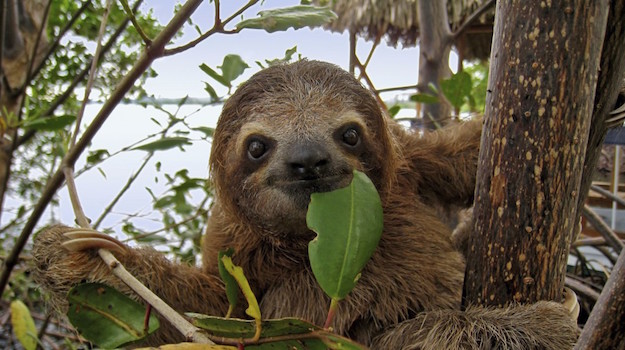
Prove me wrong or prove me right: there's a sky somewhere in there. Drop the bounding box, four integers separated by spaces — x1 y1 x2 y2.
43 1 456 237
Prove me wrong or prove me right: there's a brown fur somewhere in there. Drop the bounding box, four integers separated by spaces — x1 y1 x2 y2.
32 60 578 348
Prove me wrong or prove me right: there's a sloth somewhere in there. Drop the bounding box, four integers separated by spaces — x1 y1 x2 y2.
32 60 578 348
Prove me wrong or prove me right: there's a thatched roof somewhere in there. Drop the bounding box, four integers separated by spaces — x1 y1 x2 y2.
316 0 495 60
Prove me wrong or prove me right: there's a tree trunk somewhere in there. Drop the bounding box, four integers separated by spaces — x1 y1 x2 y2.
415 0 452 130
463 1 609 306
574 1 625 234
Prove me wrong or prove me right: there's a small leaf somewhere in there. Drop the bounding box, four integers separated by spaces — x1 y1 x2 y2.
220 255 261 321
218 248 239 317
410 93 439 104
204 82 219 101
132 137 192 152
10 300 37 350
23 114 76 131
86 149 110 165
219 55 250 84
237 5 337 33
441 71 472 109
193 126 215 138
307 170 383 300
388 105 401 117
67 283 160 348
200 63 230 87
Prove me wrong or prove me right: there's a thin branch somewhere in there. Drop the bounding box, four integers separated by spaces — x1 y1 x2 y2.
590 184 625 208
0 0 202 302
120 0 151 46
92 152 153 229
163 0 259 56
354 58 388 114
375 84 426 94
70 0 113 149
582 205 625 254
452 0 495 41
361 35 380 70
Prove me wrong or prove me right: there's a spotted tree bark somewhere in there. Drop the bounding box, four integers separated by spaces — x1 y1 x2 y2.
463 0 609 307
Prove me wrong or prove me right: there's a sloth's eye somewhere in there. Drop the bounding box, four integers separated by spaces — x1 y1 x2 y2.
342 128 360 146
248 139 266 159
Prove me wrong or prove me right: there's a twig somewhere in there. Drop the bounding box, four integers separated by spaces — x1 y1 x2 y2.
360 35 380 70
582 205 625 254
120 0 152 46
452 0 495 41
590 184 625 208
163 0 259 56
70 0 113 149
92 152 154 229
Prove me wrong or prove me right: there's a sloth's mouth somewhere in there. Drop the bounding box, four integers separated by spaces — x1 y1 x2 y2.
278 173 353 208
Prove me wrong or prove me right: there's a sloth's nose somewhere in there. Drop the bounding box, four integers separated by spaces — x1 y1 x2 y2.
287 143 331 179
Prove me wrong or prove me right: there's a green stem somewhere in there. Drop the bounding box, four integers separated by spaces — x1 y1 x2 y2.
323 298 339 329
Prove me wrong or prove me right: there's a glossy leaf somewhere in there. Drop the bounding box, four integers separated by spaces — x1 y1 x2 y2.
23 114 76 131
441 71 472 109
219 55 250 84
307 170 383 300
10 300 37 350
67 283 160 348
132 137 192 152
237 5 337 33
218 248 239 317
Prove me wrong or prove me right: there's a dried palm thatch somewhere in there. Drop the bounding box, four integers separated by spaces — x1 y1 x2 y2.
315 0 495 60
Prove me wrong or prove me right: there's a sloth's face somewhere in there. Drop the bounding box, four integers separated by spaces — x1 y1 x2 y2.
211 61 391 238
229 109 374 234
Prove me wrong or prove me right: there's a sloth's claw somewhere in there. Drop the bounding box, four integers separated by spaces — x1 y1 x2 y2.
62 228 127 254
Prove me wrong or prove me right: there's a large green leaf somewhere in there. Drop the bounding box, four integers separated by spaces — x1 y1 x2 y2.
307 170 383 300
132 136 192 152
67 283 160 348
440 71 472 109
237 5 337 33
10 300 37 350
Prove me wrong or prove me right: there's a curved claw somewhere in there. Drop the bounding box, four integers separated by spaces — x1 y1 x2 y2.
610 103 625 116
61 228 128 254
562 287 580 321
607 103 625 127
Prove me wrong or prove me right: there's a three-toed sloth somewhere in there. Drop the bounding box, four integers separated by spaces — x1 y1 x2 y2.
33 60 578 348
